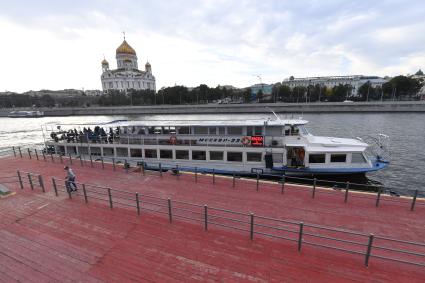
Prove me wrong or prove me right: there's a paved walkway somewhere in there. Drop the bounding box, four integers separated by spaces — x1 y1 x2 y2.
0 156 424 282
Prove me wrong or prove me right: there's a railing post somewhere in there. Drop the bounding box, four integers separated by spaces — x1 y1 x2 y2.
27 148 32 159
159 163 162 177
365 234 374 266
50 153 54 163
298 222 304 252
18 147 22 158
411 189 418 211
79 155 83 166
90 155 93 168
52 177 58 196
27 173 34 190
67 183 72 199
125 159 129 173
344 181 350 203
167 198 172 223
250 213 254 240
38 175 45 193
108 188 113 209
375 187 382 207
101 156 104 169
112 158 116 171
17 170 23 190
35 149 39 160
212 169 215 185
204 205 208 231
59 154 63 164
312 178 317 198
256 173 260 191
12 146 16 157
232 172 236 188
195 167 198 182
141 162 145 175
82 184 88 203
69 153 73 165
42 150 46 161
136 193 140 215
281 175 285 194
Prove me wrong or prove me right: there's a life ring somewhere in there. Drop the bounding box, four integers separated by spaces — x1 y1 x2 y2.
169 135 177 145
241 136 251 146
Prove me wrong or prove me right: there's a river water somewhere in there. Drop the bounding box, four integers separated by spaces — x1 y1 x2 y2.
0 113 424 195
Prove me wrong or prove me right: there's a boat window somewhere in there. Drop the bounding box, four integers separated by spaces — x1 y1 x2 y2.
162 127 170 135
208 127 217 135
170 127 176 134
154 127 162 134
130 148 143 157
194 127 208 135
116 147 128 157
209 151 224 161
217 127 225 135
331 154 346 163
247 152 262 162
147 127 155 134
145 149 157 158
309 154 326 163
228 127 243 135
177 126 190 135
227 152 243 162
160 149 173 159
137 127 145 135
352 153 367 163
266 126 282 136
299 126 309 135
176 150 189 160
247 126 262 136
192 150 206 160
284 125 300 136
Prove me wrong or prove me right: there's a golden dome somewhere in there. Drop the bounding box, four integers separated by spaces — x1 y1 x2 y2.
116 40 136 55
101 58 109 65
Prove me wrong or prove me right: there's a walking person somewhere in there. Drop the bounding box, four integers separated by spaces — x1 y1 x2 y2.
64 166 77 192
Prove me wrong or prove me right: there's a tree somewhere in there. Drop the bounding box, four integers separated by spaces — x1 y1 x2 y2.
415 69 424 76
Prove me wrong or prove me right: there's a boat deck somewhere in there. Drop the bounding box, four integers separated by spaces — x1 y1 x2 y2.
0 155 424 282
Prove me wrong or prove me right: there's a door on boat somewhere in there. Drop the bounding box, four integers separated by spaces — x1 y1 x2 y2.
286 147 305 167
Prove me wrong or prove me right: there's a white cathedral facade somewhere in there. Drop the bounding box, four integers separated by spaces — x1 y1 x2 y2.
101 38 156 93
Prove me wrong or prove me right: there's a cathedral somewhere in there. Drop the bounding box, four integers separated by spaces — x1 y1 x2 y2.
101 37 156 93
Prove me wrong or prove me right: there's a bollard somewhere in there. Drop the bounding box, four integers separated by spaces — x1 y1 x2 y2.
27 173 34 190
365 234 374 266
79 155 83 166
52 178 58 196
38 175 45 193
12 146 16 157
281 175 285 194
27 148 32 159
312 178 317 199
212 169 215 185
136 193 140 215
42 151 46 161
17 170 23 190
35 149 39 160
344 182 350 203
256 173 260 191
69 153 73 165
141 162 145 175
195 167 198 182
113 158 116 171
298 222 304 252
101 157 104 169
204 205 208 231
167 198 172 223
18 147 22 158
108 188 113 209
82 184 88 203
250 213 254 240
159 163 162 177
411 189 418 211
50 153 54 163
59 154 63 164
232 172 236 188
375 187 382 207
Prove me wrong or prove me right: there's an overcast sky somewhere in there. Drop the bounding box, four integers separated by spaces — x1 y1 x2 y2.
0 0 424 92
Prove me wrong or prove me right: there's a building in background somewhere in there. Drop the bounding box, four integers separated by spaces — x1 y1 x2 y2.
250 83 273 101
101 37 156 93
281 75 387 96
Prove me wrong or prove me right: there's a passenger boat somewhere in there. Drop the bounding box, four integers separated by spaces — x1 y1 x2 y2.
8 110 44 118
42 116 390 177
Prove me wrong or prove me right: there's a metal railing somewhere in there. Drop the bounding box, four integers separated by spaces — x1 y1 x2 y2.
12 146 425 212
18 174 422 268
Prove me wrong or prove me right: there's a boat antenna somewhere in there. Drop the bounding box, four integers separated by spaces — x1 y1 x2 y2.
265 107 281 121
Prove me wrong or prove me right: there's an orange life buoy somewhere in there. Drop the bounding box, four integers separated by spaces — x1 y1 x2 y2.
241 136 251 146
169 135 177 145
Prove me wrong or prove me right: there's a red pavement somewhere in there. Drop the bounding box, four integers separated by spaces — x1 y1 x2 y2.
0 155 424 282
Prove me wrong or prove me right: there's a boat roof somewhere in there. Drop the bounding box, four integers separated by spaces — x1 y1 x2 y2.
45 118 309 128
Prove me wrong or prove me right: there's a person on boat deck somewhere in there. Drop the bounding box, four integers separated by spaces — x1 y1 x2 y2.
64 166 77 192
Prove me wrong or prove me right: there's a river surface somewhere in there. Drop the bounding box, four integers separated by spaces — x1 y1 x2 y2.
0 113 424 195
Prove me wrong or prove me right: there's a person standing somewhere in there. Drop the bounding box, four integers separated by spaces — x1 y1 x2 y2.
64 166 77 192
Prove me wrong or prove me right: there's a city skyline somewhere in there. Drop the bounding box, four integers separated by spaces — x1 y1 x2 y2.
0 0 424 93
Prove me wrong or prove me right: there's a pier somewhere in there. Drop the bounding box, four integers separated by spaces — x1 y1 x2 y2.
0 152 424 282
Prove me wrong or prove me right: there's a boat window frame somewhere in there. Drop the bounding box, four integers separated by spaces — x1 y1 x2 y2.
308 153 326 164
227 151 243 162
330 153 347 163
